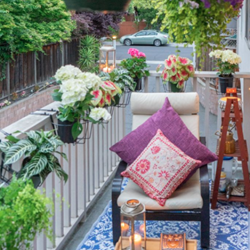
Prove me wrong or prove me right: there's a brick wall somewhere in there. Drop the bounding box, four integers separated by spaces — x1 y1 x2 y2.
0 87 57 129
118 21 147 38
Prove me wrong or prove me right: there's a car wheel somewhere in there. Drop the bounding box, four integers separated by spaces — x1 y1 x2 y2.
124 39 132 46
154 39 161 46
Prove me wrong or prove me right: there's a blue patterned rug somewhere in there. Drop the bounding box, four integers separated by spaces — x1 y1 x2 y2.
76 200 248 250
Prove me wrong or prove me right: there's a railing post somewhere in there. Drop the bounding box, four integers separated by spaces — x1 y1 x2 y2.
204 78 210 146
6 62 10 100
241 78 250 170
192 77 197 92
144 76 148 93
156 76 160 92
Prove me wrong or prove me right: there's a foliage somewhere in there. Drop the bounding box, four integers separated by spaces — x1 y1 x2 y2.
52 65 121 139
0 0 76 79
72 12 123 38
120 48 150 79
160 55 195 89
209 50 241 76
133 0 242 56
0 130 68 184
78 35 101 74
100 68 136 92
0 176 53 250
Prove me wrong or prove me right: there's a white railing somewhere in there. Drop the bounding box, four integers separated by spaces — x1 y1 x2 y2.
143 71 250 168
0 102 125 250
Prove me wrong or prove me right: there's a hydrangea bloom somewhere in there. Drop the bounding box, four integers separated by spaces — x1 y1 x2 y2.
76 72 102 89
89 108 111 121
54 65 82 82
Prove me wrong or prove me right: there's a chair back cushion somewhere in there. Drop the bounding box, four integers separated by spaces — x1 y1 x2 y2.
110 93 217 170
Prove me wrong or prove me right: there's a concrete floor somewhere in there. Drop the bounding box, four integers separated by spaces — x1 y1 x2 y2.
63 77 218 250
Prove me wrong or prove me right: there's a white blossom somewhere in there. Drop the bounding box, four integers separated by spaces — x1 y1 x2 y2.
54 65 82 82
89 108 111 121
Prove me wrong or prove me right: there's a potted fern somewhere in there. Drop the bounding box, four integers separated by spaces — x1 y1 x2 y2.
0 130 68 188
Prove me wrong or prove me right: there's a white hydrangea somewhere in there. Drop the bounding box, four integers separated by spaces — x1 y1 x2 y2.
89 108 111 121
76 72 103 89
59 79 88 106
209 50 241 65
54 65 82 82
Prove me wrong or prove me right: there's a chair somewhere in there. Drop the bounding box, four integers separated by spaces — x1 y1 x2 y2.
112 92 210 249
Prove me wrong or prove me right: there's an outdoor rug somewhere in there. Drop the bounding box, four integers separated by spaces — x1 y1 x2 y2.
76 200 248 250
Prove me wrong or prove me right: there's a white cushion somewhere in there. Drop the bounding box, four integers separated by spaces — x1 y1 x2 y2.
118 174 202 210
131 92 199 115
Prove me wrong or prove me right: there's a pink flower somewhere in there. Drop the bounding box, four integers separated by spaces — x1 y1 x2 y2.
158 170 170 179
0 103 5 107
136 159 150 174
151 146 161 154
128 48 139 57
138 52 146 58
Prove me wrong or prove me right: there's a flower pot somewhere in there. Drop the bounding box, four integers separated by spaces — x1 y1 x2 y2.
134 77 142 91
219 76 233 94
170 83 183 92
57 120 76 144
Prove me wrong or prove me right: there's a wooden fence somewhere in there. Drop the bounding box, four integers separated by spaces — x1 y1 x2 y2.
0 39 80 101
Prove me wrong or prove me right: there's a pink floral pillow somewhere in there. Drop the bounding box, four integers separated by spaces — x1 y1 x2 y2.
121 129 201 206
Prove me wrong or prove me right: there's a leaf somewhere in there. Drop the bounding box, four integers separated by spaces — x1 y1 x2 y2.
4 140 37 165
39 143 54 153
55 151 68 161
5 135 20 143
0 141 13 153
25 130 41 142
22 154 48 180
72 122 83 140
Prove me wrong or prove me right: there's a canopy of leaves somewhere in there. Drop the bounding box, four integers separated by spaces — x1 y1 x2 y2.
0 0 76 79
72 11 123 38
0 176 53 250
133 0 240 56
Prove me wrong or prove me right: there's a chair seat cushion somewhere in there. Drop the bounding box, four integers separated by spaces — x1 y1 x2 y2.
121 129 201 206
118 176 203 210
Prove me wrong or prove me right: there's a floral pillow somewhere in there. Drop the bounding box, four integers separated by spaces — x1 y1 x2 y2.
121 129 201 206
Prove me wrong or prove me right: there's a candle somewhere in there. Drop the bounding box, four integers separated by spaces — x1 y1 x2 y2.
130 233 142 250
139 224 145 234
121 222 129 235
103 67 111 73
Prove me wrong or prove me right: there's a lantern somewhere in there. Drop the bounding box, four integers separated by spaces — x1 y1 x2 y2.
120 199 146 250
99 46 116 73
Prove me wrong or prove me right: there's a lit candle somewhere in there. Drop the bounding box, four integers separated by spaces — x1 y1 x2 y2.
130 233 142 250
103 67 111 73
121 222 129 235
139 224 145 234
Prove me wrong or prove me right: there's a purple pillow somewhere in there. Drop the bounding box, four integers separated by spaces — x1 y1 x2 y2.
110 97 217 168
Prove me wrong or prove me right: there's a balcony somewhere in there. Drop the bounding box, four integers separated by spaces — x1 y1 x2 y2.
1 71 250 250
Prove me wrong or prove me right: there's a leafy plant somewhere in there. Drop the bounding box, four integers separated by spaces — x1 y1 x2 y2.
78 35 101 74
100 68 136 91
0 130 68 184
120 48 150 79
72 11 123 38
133 0 242 56
0 176 53 250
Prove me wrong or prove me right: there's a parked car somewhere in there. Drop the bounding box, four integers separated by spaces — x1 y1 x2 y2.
120 30 168 46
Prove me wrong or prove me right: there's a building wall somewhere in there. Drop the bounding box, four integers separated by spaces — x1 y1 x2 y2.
238 2 250 72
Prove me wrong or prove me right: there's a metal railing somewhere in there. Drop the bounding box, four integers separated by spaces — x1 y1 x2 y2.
0 101 125 250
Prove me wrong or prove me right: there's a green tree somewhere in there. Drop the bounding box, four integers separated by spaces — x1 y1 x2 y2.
0 0 76 79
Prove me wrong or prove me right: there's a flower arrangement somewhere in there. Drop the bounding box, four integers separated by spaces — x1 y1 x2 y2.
209 50 241 76
52 65 121 139
120 48 150 79
0 100 11 109
160 55 194 89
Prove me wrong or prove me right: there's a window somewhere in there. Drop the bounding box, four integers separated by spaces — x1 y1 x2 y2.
147 31 157 35
135 31 146 36
246 0 250 48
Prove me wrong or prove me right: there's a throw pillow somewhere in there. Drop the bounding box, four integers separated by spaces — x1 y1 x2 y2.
121 129 201 206
110 97 217 167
